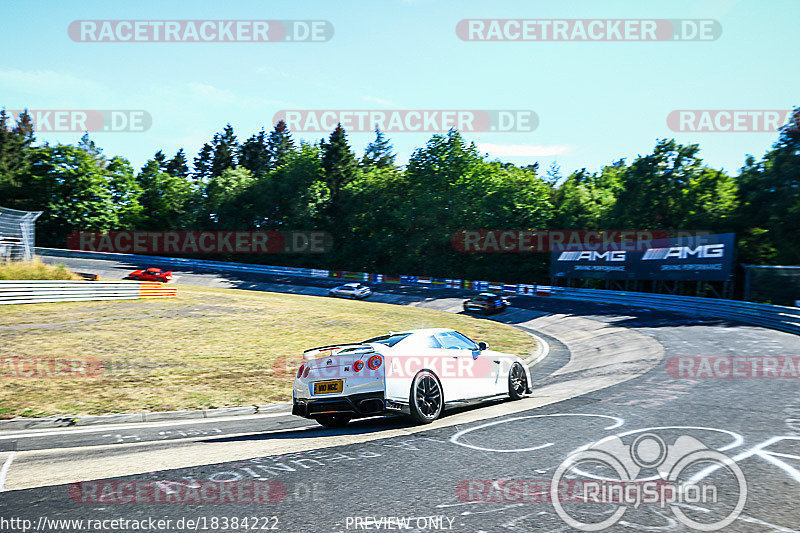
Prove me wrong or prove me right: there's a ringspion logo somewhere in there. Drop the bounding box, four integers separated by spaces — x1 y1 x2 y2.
68 20 333 42
273 110 538 133
457 19 721 41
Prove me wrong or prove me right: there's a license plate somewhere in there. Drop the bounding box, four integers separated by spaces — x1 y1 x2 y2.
313 380 343 395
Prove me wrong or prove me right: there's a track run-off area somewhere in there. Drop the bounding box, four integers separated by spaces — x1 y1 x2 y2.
0 253 797 532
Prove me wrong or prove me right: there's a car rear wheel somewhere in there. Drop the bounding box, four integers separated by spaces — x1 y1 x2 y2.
315 414 351 428
409 370 443 424
508 362 527 400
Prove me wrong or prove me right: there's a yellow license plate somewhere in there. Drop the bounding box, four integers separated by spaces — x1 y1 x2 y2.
313 380 343 395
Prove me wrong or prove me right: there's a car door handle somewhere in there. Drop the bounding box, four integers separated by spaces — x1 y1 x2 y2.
493 360 501 364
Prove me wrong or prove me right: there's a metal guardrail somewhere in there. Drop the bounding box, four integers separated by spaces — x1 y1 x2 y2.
544 287 800 336
0 280 176 305
34 247 798 335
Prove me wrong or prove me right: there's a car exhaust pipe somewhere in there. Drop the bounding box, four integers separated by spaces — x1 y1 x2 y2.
358 399 384 414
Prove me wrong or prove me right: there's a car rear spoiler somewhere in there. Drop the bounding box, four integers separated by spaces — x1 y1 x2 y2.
302 343 376 361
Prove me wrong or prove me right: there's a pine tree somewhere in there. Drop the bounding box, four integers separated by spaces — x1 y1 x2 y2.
78 133 105 165
0 109 36 204
166 149 189 179
239 129 270 178
193 143 213 183
267 120 295 169
210 124 238 178
321 123 358 222
362 127 395 168
153 150 167 171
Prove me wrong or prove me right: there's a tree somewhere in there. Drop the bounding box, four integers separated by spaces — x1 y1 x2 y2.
0 109 36 207
193 142 214 183
153 150 167 171
361 127 395 168
204 167 255 228
27 144 119 245
320 124 358 224
239 129 270 178
248 142 324 229
137 158 194 229
210 124 238 178
611 139 707 229
735 107 800 263
106 156 142 227
165 149 189 179
267 120 295 169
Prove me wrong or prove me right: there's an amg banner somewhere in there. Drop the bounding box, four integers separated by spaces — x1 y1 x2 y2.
550 233 736 281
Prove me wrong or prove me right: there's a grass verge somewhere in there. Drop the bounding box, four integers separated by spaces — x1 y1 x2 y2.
0 258 80 280
0 284 536 418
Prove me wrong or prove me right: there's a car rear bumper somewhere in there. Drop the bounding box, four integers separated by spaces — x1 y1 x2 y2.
293 391 405 419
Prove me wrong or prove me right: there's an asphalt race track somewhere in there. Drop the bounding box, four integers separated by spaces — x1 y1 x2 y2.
1 254 798 532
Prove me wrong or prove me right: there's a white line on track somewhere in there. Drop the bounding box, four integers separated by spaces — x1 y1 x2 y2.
0 451 16 491
0 412 293 440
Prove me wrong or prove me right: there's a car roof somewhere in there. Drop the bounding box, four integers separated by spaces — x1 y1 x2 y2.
390 328 456 335
478 292 498 297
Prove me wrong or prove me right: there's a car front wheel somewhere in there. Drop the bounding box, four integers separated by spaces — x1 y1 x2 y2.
409 370 443 424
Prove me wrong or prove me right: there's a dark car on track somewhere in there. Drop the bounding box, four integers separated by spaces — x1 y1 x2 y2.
126 267 173 282
463 292 509 314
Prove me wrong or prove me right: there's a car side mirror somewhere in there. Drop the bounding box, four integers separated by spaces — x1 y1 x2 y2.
478 341 488 351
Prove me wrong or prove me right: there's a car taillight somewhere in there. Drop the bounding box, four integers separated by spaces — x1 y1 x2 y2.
353 360 364 372
303 366 310 378
297 365 305 378
367 354 383 370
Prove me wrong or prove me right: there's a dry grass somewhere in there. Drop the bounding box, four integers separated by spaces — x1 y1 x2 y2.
0 258 80 280
0 285 536 418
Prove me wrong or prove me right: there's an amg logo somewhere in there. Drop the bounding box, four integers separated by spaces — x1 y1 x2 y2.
557 250 627 262
642 244 725 260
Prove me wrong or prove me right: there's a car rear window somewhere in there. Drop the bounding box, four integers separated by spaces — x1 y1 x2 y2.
363 333 411 347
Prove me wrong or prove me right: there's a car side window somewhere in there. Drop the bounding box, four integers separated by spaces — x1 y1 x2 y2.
435 332 477 350
400 334 442 349
452 331 479 350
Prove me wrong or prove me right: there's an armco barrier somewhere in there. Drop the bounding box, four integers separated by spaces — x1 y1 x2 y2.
34 248 798 335
545 287 800 336
0 280 176 305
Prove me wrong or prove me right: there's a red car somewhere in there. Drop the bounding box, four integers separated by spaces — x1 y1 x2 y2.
126 267 173 282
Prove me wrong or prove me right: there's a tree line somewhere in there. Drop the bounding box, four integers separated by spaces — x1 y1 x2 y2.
0 108 798 283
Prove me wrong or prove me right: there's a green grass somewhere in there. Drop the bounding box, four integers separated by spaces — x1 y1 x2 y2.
0 258 80 280
0 284 536 418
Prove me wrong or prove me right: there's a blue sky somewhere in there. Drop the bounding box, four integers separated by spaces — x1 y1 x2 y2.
1 0 797 177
